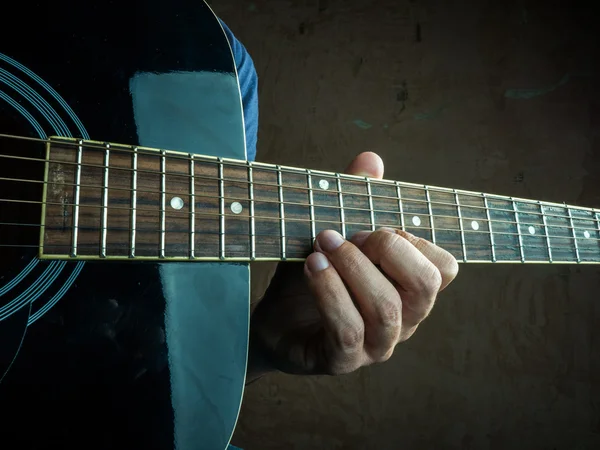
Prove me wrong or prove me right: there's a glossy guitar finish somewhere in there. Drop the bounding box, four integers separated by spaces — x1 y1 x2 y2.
0 1 248 449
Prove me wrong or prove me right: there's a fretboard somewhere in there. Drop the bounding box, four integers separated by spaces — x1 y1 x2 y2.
38 137 600 264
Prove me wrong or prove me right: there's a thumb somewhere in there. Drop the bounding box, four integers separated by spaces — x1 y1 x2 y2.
343 152 384 179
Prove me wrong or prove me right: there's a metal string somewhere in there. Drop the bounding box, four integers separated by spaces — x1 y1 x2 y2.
0 175 598 239
1 204 599 246
1 175 596 234
0 133 597 223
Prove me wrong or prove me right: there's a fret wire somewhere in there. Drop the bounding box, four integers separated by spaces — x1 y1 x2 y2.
396 182 406 230
219 159 225 260
454 190 467 262
425 186 436 245
248 163 256 260
130 147 138 258
540 202 552 263
336 173 346 238
189 155 195 259
307 170 316 242
160 150 166 259
366 178 376 231
70 140 83 257
567 206 580 263
277 166 286 260
7 145 598 226
100 143 110 258
511 198 525 263
483 193 496 262
596 210 600 238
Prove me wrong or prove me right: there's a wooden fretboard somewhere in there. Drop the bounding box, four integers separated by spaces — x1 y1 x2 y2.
39 137 600 264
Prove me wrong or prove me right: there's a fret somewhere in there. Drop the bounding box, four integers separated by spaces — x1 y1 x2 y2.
277 166 286 260
483 194 496 262
252 165 282 258
369 179 403 231
543 204 577 262
514 200 549 262
339 175 373 236
456 192 494 261
366 178 376 231
312 173 344 237
511 199 525 262
70 140 83 257
426 188 463 261
100 143 110 258
397 185 433 242
454 190 467 262
540 202 552 263
566 207 580 263
425 186 436 245
159 150 166 259
271 167 311 258
189 155 195 259
220 161 251 258
485 197 520 261
396 182 405 231
568 207 599 262
130 147 138 258
218 158 225 260
336 173 346 238
307 170 316 241
248 163 256 260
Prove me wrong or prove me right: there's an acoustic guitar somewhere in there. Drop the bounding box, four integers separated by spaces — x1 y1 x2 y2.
1 1 598 450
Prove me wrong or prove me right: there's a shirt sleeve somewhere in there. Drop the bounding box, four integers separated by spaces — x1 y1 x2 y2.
219 19 259 162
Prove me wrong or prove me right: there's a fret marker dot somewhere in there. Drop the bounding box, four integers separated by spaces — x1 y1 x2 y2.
170 197 184 210
319 179 329 190
584 230 591 239
412 216 421 227
231 202 243 214
528 226 536 235
471 221 479 231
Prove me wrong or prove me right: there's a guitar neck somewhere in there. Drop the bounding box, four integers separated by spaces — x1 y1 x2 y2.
36 136 600 264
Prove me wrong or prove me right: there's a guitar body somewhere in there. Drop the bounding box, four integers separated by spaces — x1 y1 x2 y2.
0 2 249 449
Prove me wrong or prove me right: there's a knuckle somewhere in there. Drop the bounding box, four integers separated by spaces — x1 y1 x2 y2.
374 295 403 330
336 324 365 350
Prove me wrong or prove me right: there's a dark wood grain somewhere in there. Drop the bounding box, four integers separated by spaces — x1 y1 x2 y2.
39 138 600 263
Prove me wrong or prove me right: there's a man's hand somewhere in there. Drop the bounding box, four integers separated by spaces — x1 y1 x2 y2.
248 152 458 379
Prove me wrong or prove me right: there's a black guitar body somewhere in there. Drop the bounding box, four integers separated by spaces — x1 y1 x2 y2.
0 2 249 449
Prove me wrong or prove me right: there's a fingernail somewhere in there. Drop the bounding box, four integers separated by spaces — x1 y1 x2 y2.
379 227 397 233
317 230 345 252
305 252 330 272
350 231 372 247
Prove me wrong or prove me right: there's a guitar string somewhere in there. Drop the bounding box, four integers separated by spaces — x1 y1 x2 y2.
0 145 596 224
0 202 598 247
0 175 594 234
1 236 596 257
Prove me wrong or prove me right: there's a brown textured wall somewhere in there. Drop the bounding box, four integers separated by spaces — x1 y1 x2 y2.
213 1 600 448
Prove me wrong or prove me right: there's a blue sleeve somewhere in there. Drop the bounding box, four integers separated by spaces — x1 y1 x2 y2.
219 19 259 162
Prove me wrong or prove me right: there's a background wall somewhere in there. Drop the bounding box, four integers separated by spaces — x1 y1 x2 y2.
213 1 600 448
